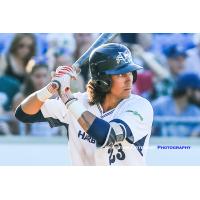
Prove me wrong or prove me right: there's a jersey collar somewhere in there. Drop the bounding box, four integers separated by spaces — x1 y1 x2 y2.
97 104 115 118
96 95 132 118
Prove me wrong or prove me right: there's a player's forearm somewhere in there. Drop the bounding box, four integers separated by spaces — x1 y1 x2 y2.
64 97 108 145
78 111 96 132
64 97 95 131
78 110 127 147
21 93 44 115
65 98 127 147
20 83 58 115
78 111 112 146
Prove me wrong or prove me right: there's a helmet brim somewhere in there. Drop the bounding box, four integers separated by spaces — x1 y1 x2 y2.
104 63 143 75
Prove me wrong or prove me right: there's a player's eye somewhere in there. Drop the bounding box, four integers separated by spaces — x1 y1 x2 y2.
117 73 132 77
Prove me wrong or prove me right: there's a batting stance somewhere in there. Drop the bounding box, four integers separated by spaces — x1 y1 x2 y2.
15 43 153 165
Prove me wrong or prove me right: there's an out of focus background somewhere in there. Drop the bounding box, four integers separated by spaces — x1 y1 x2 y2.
1 33 200 165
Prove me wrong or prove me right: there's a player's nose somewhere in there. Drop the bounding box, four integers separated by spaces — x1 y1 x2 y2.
124 72 133 82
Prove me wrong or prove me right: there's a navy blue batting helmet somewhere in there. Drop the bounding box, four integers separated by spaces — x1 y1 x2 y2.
89 43 143 92
89 43 142 79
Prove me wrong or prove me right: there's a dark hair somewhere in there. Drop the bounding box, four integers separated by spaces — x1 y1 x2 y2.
9 33 36 65
172 88 187 98
86 79 111 105
86 71 137 105
23 64 48 96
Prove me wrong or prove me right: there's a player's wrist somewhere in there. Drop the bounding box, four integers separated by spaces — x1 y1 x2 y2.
36 82 58 102
65 98 87 120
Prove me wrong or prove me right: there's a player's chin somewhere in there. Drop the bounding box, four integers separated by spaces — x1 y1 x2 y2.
122 89 132 98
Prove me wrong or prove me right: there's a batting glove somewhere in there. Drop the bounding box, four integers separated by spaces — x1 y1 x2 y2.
52 66 77 93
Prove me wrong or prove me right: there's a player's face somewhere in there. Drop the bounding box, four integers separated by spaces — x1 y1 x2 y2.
111 72 133 100
168 56 185 76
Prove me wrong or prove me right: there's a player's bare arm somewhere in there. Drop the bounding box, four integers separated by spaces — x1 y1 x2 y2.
21 93 44 114
20 83 58 114
15 66 75 122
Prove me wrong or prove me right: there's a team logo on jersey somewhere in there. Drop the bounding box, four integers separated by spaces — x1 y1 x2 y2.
116 50 132 64
125 110 143 121
78 130 96 144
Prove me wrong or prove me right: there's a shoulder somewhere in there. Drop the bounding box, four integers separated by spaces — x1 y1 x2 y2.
41 96 66 113
151 96 172 115
126 94 153 112
43 96 64 108
188 104 200 114
186 47 198 57
73 92 90 108
41 96 69 121
42 92 89 112
73 92 87 100
119 94 154 123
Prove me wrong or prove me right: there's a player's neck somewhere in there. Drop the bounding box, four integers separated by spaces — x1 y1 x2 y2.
101 94 122 113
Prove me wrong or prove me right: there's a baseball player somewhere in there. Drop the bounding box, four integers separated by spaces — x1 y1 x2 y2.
15 43 153 165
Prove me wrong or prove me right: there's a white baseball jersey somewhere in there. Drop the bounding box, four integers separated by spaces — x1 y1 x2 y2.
40 92 153 166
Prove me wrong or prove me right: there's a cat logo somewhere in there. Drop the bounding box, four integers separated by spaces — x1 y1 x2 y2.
116 50 132 64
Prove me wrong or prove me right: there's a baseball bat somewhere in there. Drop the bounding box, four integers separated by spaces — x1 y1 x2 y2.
53 33 118 90
72 33 119 70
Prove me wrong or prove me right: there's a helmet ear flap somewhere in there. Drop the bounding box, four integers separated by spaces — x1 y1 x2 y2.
95 76 111 93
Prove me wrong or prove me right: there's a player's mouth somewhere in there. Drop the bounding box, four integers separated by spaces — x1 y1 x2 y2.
124 88 132 91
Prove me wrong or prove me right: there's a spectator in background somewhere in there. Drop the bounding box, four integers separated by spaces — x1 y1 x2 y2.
45 33 76 70
53 47 73 67
0 75 20 111
185 33 200 76
132 70 155 100
155 45 187 97
153 72 200 137
45 33 85 92
152 33 194 59
0 33 36 83
129 34 170 101
12 63 60 136
0 92 13 135
0 75 20 135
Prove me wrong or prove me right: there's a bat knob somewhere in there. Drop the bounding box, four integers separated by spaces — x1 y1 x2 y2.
51 80 61 90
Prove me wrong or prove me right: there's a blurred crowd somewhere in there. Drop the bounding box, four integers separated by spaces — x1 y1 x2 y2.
0 33 200 137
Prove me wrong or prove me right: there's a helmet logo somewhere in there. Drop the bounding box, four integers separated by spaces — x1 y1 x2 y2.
116 50 132 64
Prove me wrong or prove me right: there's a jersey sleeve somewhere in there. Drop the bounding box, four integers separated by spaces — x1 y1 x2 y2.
15 105 48 123
41 92 87 128
40 97 71 128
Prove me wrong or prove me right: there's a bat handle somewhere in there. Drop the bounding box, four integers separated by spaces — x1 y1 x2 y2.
51 80 61 90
